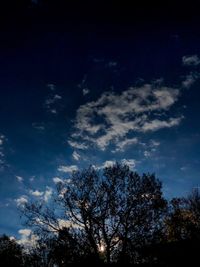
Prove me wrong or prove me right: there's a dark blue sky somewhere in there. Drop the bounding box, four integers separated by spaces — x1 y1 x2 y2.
0 0 200 243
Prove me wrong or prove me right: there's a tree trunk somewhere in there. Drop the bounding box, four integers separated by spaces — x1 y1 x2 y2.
106 245 111 264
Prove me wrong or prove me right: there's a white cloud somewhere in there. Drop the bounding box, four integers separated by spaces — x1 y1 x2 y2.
72 151 81 161
114 137 138 152
16 176 23 183
44 187 53 202
17 228 39 249
182 72 200 88
102 160 115 168
182 55 200 66
143 140 160 158
29 190 44 197
15 196 28 207
68 140 88 150
58 219 81 229
83 88 90 95
141 117 182 132
53 177 63 184
18 229 32 237
70 84 182 151
58 187 68 198
121 159 136 169
45 93 62 114
99 159 136 169
28 187 52 201
54 94 62 100
58 165 78 173
50 109 57 114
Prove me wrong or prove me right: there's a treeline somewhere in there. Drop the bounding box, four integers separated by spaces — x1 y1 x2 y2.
1 163 200 266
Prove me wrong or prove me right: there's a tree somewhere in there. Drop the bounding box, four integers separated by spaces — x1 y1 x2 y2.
153 188 200 266
0 235 24 267
22 163 167 264
166 188 200 242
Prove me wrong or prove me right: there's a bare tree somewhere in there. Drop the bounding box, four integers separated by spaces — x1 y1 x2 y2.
22 163 167 264
56 163 167 263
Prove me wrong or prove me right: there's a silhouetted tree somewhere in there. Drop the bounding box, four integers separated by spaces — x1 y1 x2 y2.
166 188 200 242
147 189 200 266
57 164 167 264
0 235 24 267
21 163 167 264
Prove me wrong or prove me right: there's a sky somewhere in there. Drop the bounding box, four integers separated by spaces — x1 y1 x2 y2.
0 0 200 243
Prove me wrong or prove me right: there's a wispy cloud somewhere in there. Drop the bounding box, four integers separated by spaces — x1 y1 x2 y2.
29 176 35 182
68 140 88 150
44 85 63 114
83 88 90 96
72 151 81 161
114 137 138 152
97 159 136 169
43 187 53 202
143 140 160 158
29 190 44 197
45 94 62 105
17 228 39 249
121 159 136 169
0 135 4 146
78 75 90 96
58 165 78 173
102 160 115 168
52 177 63 184
47 83 56 91
69 84 182 151
58 219 81 229
18 228 32 236
32 122 45 131
15 196 28 207
182 72 200 88
140 117 182 132
182 55 200 66
144 150 151 158
16 176 23 183
28 187 53 202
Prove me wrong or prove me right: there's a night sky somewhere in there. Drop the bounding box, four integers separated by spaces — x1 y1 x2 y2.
1 0 200 243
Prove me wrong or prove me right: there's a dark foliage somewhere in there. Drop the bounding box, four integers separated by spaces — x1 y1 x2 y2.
0 235 24 267
2 164 200 266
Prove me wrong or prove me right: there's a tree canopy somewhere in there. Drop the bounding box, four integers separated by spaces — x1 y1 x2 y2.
2 163 200 266
22 163 167 264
